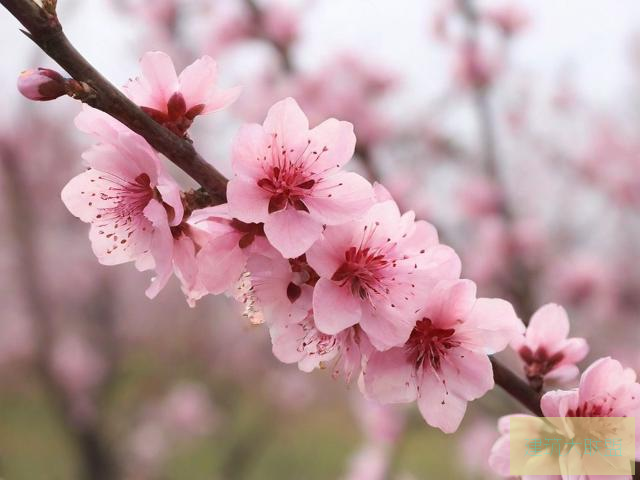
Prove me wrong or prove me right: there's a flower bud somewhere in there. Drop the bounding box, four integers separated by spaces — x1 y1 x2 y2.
17 68 67 101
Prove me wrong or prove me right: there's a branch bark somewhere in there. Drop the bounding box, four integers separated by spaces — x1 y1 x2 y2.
491 357 543 416
0 0 228 203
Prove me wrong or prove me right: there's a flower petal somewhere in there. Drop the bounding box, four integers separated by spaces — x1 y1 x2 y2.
262 97 309 153
177 55 218 107
227 177 271 223
363 348 418 404
138 51 179 107
263 208 323 258
304 172 374 225
417 370 468 433
143 199 175 299
305 118 356 172
313 278 362 335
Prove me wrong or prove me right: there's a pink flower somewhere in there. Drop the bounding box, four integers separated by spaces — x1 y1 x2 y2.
490 358 640 478
245 250 316 324
184 205 270 303
270 315 370 382
61 130 184 299
306 201 462 351
511 303 588 388
484 3 530 37
124 51 241 136
363 279 523 433
541 357 640 426
17 68 67 101
454 41 500 90
488 413 538 478
457 176 504 218
261 1 299 48
227 97 375 258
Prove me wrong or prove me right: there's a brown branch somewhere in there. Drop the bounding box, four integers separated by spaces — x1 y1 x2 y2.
0 0 228 203
490 357 543 416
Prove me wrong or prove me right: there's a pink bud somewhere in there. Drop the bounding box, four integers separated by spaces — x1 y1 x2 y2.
17 68 67 101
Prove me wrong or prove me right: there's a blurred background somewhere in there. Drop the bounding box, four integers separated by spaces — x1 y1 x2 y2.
1 0 639 479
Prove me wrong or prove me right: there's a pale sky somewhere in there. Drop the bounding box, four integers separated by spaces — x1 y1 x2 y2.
1 0 639 130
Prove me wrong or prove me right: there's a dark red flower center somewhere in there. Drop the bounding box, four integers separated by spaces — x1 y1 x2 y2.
518 346 564 387
332 245 390 300
141 92 205 137
257 165 315 214
404 318 460 371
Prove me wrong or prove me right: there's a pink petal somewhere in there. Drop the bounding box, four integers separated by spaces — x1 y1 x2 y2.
359 304 415 351
231 123 272 179
416 244 462 279
270 322 306 364
398 220 439 254
304 172 374 225
363 348 418 404
420 279 477 328
177 55 218 107
172 234 203 305
560 337 589 364
441 348 494 400
355 201 403 245
263 208 324 258
202 85 242 114
372 182 394 201
61 169 109 223
465 298 524 353
313 278 362 335
527 303 570 350
157 178 184 226
74 105 127 144
545 364 579 383
578 357 624 404
82 144 142 184
88 220 151 266
488 435 511 476
139 51 179 107
113 132 161 185
305 223 354 278
227 177 271 224
305 118 356 172
417 370 468 433
196 233 247 294
143 199 175 299
262 97 309 154
540 389 578 418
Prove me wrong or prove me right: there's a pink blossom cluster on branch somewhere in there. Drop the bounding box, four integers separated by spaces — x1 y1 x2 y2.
44 50 526 433
13 34 640 477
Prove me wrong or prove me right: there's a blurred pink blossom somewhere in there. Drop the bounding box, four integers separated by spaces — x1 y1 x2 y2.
453 41 500 90
262 1 300 48
483 3 530 37
458 176 504 218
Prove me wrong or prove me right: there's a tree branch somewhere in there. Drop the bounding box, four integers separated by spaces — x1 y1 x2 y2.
491 357 543 416
0 0 228 203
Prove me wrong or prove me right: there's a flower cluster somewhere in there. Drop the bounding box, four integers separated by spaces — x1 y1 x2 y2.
61 51 523 433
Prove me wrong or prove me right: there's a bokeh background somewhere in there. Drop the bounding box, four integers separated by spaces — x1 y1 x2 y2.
1 0 640 479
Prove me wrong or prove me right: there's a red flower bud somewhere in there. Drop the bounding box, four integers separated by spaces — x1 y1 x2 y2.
17 68 67 101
